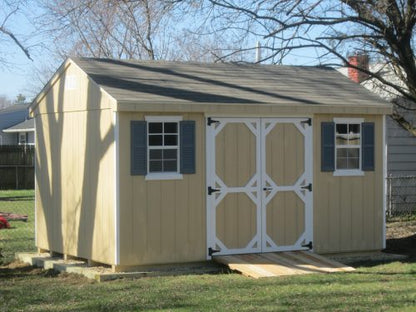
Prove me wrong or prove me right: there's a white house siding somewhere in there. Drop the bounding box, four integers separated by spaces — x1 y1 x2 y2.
27 132 35 145
0 133 17 145
387 112 416 176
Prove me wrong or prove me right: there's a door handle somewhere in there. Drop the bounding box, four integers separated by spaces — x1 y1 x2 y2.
263 187 273 191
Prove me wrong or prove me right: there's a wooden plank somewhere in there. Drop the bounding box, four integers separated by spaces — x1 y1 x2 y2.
242 253 306 276
215 255 275 278
269 252 331 274
214 252 355 278
300 251 355 272
285 251 345 273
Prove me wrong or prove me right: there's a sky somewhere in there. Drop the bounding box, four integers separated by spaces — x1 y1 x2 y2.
0 1 54 102
0 1 326 103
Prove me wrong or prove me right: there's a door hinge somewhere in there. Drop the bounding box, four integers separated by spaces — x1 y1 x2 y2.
302 241 313 250
301 183 312 192
207 117 220 126
301 118 312 126
208 186 220 195
208 247 221 256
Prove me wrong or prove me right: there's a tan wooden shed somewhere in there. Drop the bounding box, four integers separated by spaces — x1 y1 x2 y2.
29 58 392 272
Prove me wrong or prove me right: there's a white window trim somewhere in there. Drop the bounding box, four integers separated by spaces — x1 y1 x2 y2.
333 118 365 177
145 116 183 180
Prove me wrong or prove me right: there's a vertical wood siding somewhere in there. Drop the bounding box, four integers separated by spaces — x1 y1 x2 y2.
118 112 205 266
34 63 116 264
313 114 384 254
215 122 257 250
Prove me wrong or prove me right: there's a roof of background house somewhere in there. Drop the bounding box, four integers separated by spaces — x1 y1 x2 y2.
2 118 34 133
0 104 29 131
71 58 391 108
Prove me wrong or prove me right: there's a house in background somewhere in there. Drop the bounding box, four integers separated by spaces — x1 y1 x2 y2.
3 119 35 146
30 58 391 272
338 56 416 176
0 104 34 146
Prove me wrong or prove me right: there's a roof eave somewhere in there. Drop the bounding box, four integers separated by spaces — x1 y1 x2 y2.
114 100 393 115
3 128 35 133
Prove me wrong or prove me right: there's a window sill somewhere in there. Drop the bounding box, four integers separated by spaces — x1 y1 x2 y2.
145 173 183 181
333 170 364 177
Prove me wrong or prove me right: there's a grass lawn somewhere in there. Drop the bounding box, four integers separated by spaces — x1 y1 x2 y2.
1 260 416 311
1 193 415 311
0 190 35 263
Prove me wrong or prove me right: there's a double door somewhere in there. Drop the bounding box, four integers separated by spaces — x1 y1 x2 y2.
206 117 313 256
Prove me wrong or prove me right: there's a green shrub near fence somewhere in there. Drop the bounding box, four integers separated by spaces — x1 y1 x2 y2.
0 190 35 264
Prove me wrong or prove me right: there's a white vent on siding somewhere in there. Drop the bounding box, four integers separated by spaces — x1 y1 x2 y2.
65 75 77 90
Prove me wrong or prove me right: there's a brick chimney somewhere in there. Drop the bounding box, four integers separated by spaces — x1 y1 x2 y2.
348 54 369 83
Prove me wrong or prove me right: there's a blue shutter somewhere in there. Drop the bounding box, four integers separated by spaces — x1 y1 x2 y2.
180 120 196 174
321 122 335 172
362 122 375 171
131 121 147 175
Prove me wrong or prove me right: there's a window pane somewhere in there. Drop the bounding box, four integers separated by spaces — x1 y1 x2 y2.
149 149 162 160
164 122 177 133
336 124 348 134
348 136 360 146
349 124 360 134
149 135 163 146
337 148 348 157
336 157 348 169
336 135 348 145
164 135 178 146
347 148 359 158
149 122 162 133
163 149 177 160
149 160 163 172
347 158 359 169
164 160 177 172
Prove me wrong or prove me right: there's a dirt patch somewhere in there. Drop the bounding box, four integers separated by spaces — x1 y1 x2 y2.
385 220 416 258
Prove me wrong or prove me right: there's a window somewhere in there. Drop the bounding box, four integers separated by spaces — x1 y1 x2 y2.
145 116 183 180
18 133 27 145
334 118 364 176
131 117 195 179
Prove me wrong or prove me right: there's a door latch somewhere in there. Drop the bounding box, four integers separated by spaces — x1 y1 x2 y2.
208 186 220 195
301 183 312 192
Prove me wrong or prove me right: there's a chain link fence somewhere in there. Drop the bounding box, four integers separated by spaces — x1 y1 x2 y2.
387 175 416 219
0 191 35 264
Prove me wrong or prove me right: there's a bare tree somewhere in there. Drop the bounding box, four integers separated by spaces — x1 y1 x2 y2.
177 0 416 108
37 0 206 61
0 0 32 62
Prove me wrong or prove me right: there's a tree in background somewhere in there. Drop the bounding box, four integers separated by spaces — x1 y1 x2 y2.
0 96 12 109
36 0 241 62
0 0 32 63
14 93 26 104
178 0 416 109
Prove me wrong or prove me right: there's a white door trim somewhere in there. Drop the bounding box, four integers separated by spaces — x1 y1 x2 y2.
206 117 313 258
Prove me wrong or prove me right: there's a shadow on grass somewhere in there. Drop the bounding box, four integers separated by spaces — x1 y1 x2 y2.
345 234 416 269
0 263 59 280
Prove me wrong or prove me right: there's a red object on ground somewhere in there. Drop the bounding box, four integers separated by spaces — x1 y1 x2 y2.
0 216 10 229
0 212 28 222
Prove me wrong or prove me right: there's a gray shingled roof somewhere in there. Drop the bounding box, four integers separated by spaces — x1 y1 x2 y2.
73 58 390 108
0 104 29 131
3 118 34 132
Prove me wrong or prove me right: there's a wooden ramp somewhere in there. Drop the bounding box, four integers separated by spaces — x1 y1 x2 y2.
214 251 355 279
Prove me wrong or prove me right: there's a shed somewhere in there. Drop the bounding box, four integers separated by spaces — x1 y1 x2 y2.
29 58 392 272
